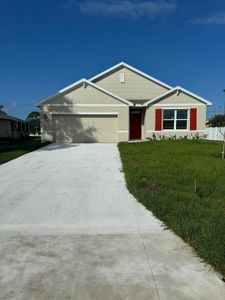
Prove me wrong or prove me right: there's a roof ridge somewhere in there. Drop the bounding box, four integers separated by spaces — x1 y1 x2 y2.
36 78 133 106
89 62 172 90
144 86 212 106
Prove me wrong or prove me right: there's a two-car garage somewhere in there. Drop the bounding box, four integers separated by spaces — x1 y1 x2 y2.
53 113 118 143
38 78 130 144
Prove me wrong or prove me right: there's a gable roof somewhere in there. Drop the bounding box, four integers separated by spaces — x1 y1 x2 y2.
89 62 172 90
36 79 133 106
144 86 212 106
0 111 25 121
36 63 212 108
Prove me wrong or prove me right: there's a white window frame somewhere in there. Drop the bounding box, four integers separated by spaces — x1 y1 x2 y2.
162 108 189 131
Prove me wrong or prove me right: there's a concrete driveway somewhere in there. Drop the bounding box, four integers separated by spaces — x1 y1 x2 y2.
0 143 224 300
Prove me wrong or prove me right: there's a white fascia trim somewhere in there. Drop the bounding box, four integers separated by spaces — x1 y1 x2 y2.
51 112 118 116
89 62 172 90
151 103 204 107
36 79 133 107
145 86 212 106
87 80 132 106
36 78 85 106
176 86 212 106
133 104 145 107
44 104 126 107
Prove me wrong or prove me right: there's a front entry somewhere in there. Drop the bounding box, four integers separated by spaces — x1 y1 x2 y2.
129 109 142 140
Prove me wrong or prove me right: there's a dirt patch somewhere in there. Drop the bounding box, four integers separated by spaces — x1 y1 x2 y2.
148 183 164 194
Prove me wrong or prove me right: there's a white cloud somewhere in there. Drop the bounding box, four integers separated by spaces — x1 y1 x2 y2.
64 0 177 19
11 101 17 108
192 12 225 25
1 107 8 113
2 101 17 114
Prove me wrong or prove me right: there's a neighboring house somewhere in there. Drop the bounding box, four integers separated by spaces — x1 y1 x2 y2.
37 62 211 143
0 111 29 139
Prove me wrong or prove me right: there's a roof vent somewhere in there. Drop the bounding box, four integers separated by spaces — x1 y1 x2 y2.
119 73 125 83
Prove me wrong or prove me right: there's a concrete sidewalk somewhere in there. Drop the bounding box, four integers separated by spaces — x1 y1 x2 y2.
0 143 224 300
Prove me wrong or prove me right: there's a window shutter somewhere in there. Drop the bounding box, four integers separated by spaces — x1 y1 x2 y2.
190 108 197 130
155 109 162 131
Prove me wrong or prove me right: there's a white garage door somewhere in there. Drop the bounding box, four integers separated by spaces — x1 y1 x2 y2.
53 114 117 143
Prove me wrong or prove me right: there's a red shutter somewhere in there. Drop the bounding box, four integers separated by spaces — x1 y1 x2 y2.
190 108 197 130
155 109 162 131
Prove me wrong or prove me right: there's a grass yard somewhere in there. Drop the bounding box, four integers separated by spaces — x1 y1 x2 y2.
119 140 225 277
0 137 49 165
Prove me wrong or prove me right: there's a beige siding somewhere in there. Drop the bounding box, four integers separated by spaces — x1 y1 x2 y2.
154 90 204 105
93 67 169 100
40 68 208 142
41 105 129 143
144 93 206 139
44 84 122 105
40 83 129 143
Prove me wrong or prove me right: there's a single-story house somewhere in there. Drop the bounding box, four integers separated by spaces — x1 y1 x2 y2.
37 62 211 143
0 111 29 139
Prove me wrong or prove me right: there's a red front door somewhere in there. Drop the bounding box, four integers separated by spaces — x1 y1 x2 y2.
130 110 142 140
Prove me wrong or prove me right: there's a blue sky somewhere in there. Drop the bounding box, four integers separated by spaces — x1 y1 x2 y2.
0 0 225 119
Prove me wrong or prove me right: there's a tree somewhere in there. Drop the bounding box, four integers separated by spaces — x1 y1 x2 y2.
207 114 225 160
26 111 40 135
207 114 225 127
26 111 40 120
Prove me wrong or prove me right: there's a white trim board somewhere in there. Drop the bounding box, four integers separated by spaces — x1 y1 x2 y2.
36 79 133 107
145 86 212 106
89 62 172 90
43 104 126 107
51 112 119 116
151 103 205 107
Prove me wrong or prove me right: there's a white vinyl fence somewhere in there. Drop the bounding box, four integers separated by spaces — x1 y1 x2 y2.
205 127 225 141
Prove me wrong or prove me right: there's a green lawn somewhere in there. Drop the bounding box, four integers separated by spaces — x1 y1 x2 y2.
119 140 225 277
0 137 49 165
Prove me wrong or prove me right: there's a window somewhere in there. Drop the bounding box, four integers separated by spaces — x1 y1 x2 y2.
163 109 188 130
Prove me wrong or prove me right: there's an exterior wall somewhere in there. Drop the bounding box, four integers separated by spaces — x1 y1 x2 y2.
40 84 129 143
44 84 122 105
93 67 169 100
41 106 129 143
155 90 204 105
53 115 118 143
39 71 209 143
144 91 207 139
0 119 29 139
0 119 12 138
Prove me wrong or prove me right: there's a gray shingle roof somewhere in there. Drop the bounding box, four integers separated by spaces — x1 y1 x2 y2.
127 99 148 105
0 111 24 121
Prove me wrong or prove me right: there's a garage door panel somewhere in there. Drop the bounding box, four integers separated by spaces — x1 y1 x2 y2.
53 115 117 143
